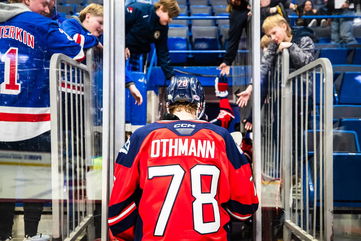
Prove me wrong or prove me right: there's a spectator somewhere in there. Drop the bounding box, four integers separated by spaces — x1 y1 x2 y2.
0 0 84 240
218 0 251 76
108 76 258 240
261 0 297 24
125 0 180 80
61 3 103 50
296 0 328 27
261 34 272 51
327 0 358 44
236 14 315 129
61 4 142 104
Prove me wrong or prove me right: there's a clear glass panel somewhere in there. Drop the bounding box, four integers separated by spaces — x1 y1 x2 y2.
0 0 104 240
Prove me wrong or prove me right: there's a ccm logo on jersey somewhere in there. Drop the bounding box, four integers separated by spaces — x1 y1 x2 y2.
174 123 195 128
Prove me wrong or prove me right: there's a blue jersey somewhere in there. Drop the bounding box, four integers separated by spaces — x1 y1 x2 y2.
61 17 100 50
0 9 84 141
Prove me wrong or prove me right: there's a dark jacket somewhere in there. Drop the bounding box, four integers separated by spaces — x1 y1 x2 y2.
223 7 249 65
261 28 315 80
125 2 174 79
261 0 293 21
262 28 314 101
245 28 315 123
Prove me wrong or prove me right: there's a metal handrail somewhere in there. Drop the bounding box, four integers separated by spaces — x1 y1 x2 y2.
50 53 95 241
280 50 333 241
175 14 361 20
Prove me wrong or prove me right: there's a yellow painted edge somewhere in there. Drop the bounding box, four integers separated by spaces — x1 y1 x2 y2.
0 161 51 167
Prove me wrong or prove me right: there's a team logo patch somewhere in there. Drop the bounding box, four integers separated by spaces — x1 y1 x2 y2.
120 139 130 154
127 7 133 13
154 31 160 39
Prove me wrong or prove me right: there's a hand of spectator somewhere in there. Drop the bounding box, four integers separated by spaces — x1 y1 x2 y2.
341 2 349 8
97 42 103 49
277 42 292 52
244 121 253 131
128 84 143 105
125 48 131 60
269 7 278 14
236 84 253 107
289 3 297 10
217 63 230 76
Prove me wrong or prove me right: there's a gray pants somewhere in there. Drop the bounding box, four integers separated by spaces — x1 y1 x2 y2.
331 9 358 44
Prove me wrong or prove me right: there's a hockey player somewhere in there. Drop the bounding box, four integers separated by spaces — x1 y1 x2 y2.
108 76 258 241
0 1 84 240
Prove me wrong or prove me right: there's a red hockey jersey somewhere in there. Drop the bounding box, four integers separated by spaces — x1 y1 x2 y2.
108 120 258 241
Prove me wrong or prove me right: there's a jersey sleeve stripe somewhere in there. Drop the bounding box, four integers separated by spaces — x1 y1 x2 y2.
226 200 259 216
109 210 138 236
108 202 136 225
0 112 50 122
226 208 252 220
71 34 85 61
73 33 85 48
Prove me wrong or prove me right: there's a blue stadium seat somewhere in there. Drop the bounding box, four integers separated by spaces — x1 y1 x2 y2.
67 0 86 5
338 119 361 145
213 5 228 16
73 3 84 13
310 26 331 43
191 26 220 65
216 19 229 27
353 23 361 43
190 5 212 16
209 0 227 6
57 4 75 16
191 19 215 26
189 0 209 6
333 153 361 208
318 48 348 65
191 26 219 48
339 72 361 104
168 26 189 64
334 105 361 119
307 129 361 153
177 0 187 5
352 48 361 64
219 25 229 49
306 153 361 209
178 5 188 16
170 19 188 27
